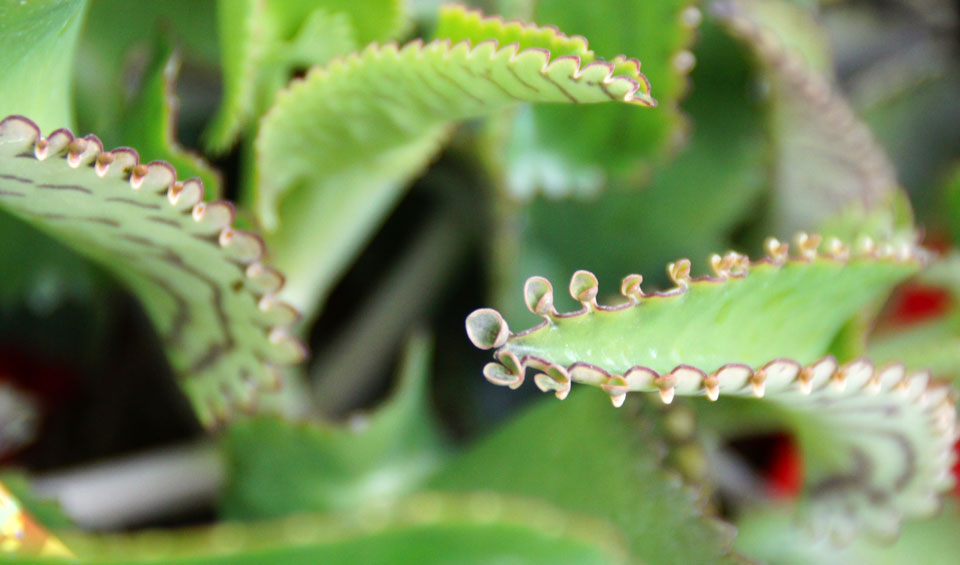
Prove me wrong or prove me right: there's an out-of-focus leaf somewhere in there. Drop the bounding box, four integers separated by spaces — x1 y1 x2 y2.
945 163 960 243
0 211 96 313
869 253 960 379
205 0 405 152
221 334 444 519
256 4 656 319
0 0 87 131
74 0 220 142
502 0 700 198
51 493 624 564
115 41 222 198
429 391 738 564
735 501 960 565
715 0 910 240
0 116 306 427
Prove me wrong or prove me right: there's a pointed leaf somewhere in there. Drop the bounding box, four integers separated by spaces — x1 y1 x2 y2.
430 391 738 563
221 334 444 519
467 236 956 541
256 4 656 317
0 116 305 427
498 0 700 198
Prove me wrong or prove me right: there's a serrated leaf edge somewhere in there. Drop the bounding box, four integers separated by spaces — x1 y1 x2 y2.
0 115 308 426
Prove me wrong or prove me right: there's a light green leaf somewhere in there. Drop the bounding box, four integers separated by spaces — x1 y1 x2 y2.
220 333 444 519
467 236 955 541
500 0 700 198
0 0 87 132
205 0 405 152
50 493 625 564
715 0 909 239
735 501 960 564
430 390 738 563
0 116 305 427
256 4 655 318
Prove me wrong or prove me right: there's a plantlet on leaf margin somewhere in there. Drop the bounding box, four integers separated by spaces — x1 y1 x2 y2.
467 233 957 543
0 116 307 428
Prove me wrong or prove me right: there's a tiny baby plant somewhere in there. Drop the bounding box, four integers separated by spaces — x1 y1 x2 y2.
2 0 960 563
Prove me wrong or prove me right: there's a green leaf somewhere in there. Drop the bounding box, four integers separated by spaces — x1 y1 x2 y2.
256 4 656 318
51 493 625 564
466 237 955 541
0 209 97 312
945 163 960 244
430 390 738 563
0 0 87 132
205 0 405 152
715 0 909 238
0 116 305 427
220 333 444 519
73 0 220 143
495 18 767 327
499 0 699 197
735 501 960 564
115 41 223 198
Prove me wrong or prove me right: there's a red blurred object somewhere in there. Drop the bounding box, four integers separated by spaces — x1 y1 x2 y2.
953 440 960 498
767 435 803 498
885 284 953 325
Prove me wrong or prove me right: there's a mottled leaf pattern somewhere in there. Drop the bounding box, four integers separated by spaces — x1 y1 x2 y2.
0 116 305 427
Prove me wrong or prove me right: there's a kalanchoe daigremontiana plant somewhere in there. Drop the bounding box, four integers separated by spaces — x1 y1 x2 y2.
2 0 960 563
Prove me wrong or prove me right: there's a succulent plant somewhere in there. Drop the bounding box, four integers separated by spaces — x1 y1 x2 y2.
2 0 960 563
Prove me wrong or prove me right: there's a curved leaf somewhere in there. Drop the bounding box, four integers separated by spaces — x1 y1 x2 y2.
0 0 86 132
466 234 957 541
0 116 305 427
736 501 960 564
206 0 405 152
714 0 908 239
497 0 700 198
52 493 626 564
256 4 655 317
